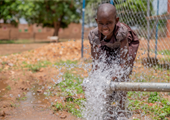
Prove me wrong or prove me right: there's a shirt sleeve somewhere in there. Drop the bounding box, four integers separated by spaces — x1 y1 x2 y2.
116 24 128 42
88 30 94 45
127 30 140 65
88 29 101 46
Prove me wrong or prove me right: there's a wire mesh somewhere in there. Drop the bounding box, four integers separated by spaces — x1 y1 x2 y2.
84 0 170 76
84 0 170 119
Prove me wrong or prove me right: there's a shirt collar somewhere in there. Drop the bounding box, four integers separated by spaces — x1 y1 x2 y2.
113 21 120 36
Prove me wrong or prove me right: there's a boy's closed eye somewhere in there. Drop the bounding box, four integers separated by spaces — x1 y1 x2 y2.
99 22 103 25
98 21 113 26
107 21 113 24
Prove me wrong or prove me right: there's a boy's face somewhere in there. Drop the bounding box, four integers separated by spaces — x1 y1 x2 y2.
96 12 119 36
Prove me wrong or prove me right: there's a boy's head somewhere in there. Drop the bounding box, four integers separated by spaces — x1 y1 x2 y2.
95 3 119 37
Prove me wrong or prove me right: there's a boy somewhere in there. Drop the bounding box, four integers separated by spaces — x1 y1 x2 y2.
88 3 139 120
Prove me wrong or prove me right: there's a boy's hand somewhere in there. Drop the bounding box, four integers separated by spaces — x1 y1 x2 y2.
112 77 117 81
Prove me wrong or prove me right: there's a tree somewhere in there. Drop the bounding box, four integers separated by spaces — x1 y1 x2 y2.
21 0 82 36
0 0 23 26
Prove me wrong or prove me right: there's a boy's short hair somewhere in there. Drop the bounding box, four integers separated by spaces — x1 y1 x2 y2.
97 3 117 18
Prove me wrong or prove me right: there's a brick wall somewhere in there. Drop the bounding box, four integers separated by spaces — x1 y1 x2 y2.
0 29 10 39
35 32 53 40
10 28 19 40
0 23 92 40
59 23 82 39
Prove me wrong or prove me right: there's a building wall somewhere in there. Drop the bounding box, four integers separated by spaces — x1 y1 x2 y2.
59 23 82 39
0 23 90 40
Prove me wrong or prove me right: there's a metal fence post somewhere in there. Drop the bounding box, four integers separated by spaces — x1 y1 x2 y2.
155 0 159 59
147 0 150 58
81 0 86 58
110 0 114 5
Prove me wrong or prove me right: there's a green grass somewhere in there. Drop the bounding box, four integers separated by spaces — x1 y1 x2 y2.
10 102 17 107
53 98 84 118
0 39 80 44
22 60 52 72
0 39 51 44
0 61 8 72
51 70 85 117
50 63 170 119
54 102 63 111
6 85 11 90
16 96 27 101
159 50 170 56
154 64 170 71
54 60 78 68
0 40 15 44
58 71 84 95
128 91 170 119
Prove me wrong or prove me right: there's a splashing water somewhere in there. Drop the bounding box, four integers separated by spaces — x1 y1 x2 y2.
81 52 132 120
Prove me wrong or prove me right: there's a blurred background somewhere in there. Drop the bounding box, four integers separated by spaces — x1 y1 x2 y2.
0 0 170 120
0 0 170 66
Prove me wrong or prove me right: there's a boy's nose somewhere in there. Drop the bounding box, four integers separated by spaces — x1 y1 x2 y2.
102 24 108 29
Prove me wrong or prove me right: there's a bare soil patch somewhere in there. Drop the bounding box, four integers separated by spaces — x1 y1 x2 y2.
0 67 81 120
0 39 169 120
0 44 48 56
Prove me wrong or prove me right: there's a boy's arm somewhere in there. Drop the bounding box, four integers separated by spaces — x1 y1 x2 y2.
120 37 129 69
88 30 101 71
112 37 129 81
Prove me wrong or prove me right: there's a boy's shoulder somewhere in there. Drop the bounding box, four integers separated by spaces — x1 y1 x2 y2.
115 22 129 41
88 27 101 45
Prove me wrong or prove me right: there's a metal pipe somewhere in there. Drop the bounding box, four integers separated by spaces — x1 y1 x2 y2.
110 82 170 92
81 0 86 58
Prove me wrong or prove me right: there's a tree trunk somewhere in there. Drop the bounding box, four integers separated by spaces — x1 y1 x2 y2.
53 21 60 36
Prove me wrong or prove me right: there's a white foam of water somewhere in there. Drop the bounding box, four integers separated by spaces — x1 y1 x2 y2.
81 53 131 120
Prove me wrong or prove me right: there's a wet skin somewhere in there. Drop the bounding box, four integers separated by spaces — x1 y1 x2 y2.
95 9 119 40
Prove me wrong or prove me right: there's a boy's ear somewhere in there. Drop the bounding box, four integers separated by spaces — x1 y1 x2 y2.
95 18 98 23
116 17 119 23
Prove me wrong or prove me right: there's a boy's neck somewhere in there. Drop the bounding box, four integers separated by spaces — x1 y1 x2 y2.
102 32 113 41
106 32 113 40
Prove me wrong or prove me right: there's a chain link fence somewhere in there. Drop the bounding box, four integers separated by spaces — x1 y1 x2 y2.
83 0 170 119
84 0 170 66
84 0 170 69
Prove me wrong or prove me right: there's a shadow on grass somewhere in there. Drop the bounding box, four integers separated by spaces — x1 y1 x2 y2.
142 57 170 70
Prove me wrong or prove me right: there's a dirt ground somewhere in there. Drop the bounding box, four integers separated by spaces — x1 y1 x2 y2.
0 44 48 56
0 39 169 120
0 68 82 120
0 40 90 120
139 38 170 51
